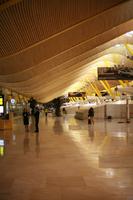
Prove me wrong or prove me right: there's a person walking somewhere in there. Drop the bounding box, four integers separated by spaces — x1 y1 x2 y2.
88 107 94 124
23 108 30 132
34 106 40 132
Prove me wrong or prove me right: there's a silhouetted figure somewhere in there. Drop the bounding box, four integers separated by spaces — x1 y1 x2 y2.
88 107 94 124
62 107 67 114
23 108 30 132
78 106 80 110
44 108 48 118
34 106 40 132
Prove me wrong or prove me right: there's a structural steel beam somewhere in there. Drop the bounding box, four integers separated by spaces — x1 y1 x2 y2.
100 80 115 98
89 82 101 97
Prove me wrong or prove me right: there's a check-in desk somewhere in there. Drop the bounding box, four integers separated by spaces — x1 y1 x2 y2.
0 119 13 130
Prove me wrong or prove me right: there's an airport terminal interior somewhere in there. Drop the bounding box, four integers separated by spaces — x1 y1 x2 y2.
0 0 133 199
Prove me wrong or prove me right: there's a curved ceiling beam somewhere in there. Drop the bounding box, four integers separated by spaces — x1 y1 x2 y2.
0 54 132 94
0 37 133 84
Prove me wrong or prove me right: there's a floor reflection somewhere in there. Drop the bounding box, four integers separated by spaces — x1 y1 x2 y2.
53 118 63 134
0 138 5 157
23 131 30 154
35 132 40 157
0 130 12 144
45 117 48 124
88 125 94 142
0 117 133 199
99 126 133 168
0 130 12 157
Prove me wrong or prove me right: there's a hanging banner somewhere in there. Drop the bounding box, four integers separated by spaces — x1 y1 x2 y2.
98 67 133 80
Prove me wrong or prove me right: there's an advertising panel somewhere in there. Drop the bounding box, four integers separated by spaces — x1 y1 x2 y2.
98 66 133 80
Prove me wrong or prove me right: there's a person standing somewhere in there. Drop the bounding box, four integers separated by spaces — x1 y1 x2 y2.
62 107 67 114
23 108 30 132
44 108 48 118
88 107 94 124
34 106 40 132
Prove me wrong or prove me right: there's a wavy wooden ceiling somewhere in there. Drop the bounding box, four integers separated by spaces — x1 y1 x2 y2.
0 0 133 102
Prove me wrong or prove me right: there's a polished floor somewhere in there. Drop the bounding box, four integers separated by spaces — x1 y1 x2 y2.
0 114 133 200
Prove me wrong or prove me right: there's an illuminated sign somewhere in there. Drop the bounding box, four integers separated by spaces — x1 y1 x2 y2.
11 98 16 104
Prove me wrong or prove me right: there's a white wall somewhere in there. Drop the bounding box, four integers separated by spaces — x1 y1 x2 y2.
106 103 133 119
94 105 105 119
106 104 126 118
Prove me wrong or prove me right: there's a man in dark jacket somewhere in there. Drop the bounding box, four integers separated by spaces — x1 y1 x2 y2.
34 106 40 132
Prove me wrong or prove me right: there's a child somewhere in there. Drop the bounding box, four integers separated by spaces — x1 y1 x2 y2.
23 108 30 132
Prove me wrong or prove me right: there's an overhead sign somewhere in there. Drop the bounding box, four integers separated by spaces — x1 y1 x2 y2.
98 66 133 80
68 92 86 97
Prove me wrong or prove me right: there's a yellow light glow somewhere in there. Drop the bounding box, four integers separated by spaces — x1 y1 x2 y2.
105 168 114 178
0 98 3 105
0 146 4 156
